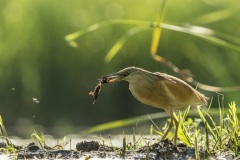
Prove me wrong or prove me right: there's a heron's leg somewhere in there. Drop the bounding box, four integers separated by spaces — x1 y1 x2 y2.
160 117 173 141
172 115 179 145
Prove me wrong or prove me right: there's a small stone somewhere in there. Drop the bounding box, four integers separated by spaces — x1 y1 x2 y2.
0 142 7 148
27 142 40 151
76 141 100 152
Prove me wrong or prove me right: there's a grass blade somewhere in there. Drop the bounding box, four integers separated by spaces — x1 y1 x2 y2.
0 116 8 137
161 23 240 53
150 0 167 60
80 108 240 135
31 130 45 148
151 27 162 54
194 129 200 160
65 21 109 47
104 27 144 62
175 110 191 146
65 18 240 54
197 106 217 142
189 7 240 25
80 112 168 135
227 101 239 155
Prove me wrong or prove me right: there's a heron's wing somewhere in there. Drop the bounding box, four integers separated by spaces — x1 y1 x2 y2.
153 72 177 83
153 72 207 107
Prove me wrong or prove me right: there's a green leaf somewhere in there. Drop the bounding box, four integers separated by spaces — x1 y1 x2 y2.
104 27 144 62
150 0 167 54
189 7 240 25
161 23 240 52
64 21 109 47
80 112 168 135
0 116 8 137
81 107 238 135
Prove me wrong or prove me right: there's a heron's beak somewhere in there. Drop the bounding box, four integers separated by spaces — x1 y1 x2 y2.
99 72 125 83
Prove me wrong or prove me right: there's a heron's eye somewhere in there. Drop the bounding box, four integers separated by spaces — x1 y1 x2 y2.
124 70 130 76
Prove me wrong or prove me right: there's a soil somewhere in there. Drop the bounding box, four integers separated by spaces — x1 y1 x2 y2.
0 139 237 160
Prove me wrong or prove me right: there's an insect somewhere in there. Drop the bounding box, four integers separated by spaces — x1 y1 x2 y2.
89 77 110 104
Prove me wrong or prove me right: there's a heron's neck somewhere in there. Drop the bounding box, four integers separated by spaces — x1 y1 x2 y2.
127 77 154 100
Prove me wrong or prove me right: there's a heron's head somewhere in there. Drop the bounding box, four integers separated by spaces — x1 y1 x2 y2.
100 67 150 83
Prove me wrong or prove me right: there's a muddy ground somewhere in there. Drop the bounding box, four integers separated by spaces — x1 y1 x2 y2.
0 139 238 160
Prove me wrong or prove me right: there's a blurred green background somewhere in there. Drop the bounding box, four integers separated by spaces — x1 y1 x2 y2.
0 0 240 137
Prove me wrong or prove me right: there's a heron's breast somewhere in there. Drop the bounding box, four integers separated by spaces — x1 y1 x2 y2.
129 82 171 109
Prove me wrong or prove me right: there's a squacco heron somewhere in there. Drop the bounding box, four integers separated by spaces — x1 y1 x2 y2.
101 67 208 144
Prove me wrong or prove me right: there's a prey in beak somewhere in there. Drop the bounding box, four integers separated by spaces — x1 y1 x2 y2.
89 72 124 104
100 72 125 83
